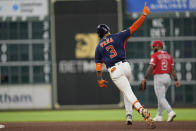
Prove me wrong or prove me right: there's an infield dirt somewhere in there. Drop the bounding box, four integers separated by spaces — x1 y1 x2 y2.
1 121 196 131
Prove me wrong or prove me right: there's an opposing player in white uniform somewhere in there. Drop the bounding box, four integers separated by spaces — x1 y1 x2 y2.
94 2 155 128
141 40 180 122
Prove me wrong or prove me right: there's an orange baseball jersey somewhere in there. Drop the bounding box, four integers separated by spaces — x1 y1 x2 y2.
150 51 174 75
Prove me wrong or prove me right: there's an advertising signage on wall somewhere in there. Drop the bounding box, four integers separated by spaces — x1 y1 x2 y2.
0 85 51 109
54 0 120 106
127 0 196 13
0 0 48 20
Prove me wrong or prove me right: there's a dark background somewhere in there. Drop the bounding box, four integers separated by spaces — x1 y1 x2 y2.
54 0 120 105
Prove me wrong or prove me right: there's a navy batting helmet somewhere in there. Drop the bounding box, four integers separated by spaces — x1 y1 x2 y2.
97 24 110 39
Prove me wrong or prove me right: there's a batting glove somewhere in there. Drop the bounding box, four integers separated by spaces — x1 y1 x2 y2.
139 79 147 91
175 81 180 87
97 80 108 88
143 2 150 16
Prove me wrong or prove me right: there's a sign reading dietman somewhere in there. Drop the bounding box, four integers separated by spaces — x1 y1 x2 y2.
54 0 120 106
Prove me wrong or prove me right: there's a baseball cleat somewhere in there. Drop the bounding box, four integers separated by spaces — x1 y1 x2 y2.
167 111 176 122
141 108 156 129
126 114 132 125
153 115 163 122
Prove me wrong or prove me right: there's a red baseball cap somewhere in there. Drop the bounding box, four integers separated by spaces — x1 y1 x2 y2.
151 40 163 47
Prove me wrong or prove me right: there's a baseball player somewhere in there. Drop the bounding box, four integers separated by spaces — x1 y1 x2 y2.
95 2 155 128
141 40 180 122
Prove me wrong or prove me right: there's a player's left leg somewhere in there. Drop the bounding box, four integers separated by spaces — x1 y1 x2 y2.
124 96 133 125
122 61 133 125
157 102 164 116
153 102 163 121
165 79 176 122
153 78 164 121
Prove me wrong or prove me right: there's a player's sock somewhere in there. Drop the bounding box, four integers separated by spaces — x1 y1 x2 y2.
132 100 143 113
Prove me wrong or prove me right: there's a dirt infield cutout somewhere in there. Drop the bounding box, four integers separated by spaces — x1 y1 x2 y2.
1 121 196 131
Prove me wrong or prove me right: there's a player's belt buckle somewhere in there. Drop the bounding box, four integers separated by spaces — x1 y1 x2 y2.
116 60 126 65
122 59 127 63
115 62 121 65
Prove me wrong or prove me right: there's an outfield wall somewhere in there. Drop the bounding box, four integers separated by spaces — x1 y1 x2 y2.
0 0 196 110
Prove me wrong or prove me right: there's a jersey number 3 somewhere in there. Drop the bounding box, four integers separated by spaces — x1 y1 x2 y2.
106 45 117 59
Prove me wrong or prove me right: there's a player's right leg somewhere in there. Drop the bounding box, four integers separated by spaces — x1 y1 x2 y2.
140 108 155 128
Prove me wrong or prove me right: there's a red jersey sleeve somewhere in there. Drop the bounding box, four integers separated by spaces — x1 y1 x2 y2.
149 54 157 65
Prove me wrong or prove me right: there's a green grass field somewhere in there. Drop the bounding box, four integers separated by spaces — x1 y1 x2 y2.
0 108 196 122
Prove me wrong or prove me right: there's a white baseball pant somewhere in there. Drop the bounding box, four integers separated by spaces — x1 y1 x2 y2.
108 61 143 115
154 74 173 116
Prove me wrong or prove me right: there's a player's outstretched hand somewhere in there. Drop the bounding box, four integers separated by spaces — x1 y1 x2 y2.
97 79 108 88
143 2 150 16
175 81 180 87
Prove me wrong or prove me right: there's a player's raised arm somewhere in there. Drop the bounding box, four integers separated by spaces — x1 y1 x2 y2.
143 2 150 16
129 2 150 34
